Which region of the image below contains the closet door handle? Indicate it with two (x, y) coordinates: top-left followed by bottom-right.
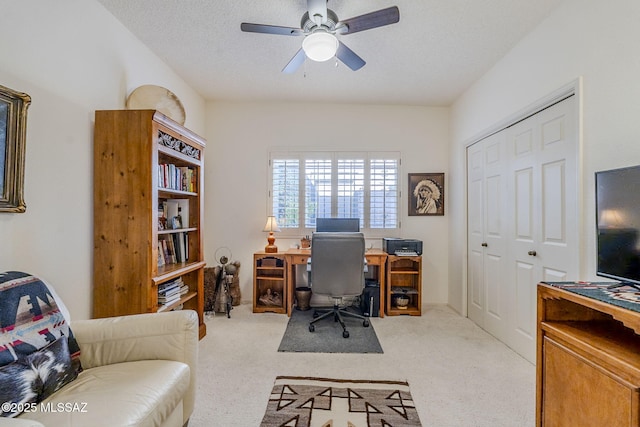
(528, 250), (537, 256)
(481, 242), (488, 247)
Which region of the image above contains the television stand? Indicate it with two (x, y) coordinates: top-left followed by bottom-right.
(537, 283), (640, 427)
(606, 281), (640, 291)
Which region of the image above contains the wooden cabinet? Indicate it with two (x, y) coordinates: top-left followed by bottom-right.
(386, 255), (421, 316)
(93, 110), (206, 339)
(253, 252), (287, 314)
(537, 283), (640, 427)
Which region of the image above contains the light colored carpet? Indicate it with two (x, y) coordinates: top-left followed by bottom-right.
(189, 303), (535, 427)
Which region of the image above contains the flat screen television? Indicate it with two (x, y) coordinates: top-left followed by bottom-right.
(595, 165), (640, 288)
(315, 218), (360, 232)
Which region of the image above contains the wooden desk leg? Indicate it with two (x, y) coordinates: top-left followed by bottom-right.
(286, 258), (293, 317)
(379, 264), (385, 318)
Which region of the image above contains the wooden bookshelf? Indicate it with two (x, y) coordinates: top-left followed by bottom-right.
(93, 110), (206, 338)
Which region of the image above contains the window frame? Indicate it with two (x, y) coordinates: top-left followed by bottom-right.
(268, 150), (401, 238)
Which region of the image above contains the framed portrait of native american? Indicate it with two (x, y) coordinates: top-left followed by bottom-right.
(0, 85), (31, 213)
(408, 173), (444, 216)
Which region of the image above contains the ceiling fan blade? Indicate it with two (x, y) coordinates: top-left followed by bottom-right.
(282, 48), (306, 74)
(336, 41), (366, 71)
(337, 6), (400, 35)
(307, 0), (328, 25)
(241, 22), (303, 36)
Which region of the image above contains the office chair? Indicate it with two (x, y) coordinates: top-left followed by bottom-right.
(308, 232), (370, 338)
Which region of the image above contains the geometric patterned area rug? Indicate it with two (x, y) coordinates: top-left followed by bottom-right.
(260, 376), (422, 427)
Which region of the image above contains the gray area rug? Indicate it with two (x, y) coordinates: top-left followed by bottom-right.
(278, 308), (383, 353)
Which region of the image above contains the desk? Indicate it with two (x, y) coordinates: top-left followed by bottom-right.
(284, 248), (388, 317)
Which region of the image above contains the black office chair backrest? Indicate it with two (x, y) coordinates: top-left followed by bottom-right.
(310, 232), (365, 298)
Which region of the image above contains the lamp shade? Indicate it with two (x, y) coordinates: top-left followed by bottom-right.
(302, 32), (338, 62)
(263, 216), (281, 233)
(600, 209), (623, 228)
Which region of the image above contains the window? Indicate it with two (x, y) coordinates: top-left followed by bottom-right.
(269, 151), (400, 234)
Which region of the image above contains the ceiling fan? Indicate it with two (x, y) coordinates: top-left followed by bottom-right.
(240, 0), (400, 73)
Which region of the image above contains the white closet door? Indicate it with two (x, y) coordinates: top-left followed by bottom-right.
(466, 95), (578, 363)
(466, 132), (509, 338)
(467, 141), (486, 326)
(507, 96), (578, 362)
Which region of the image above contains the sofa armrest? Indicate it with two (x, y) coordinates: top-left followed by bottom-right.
(71, 310), (198, 422)
(0, 419), (45, 427)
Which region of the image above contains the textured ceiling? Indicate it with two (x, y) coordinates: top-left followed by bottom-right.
(97, 0), (562, 106)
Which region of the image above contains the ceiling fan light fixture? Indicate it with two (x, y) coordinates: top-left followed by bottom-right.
(302, 31), (338, 62)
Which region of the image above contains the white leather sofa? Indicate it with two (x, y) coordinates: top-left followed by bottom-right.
(2, 310), (198, 427)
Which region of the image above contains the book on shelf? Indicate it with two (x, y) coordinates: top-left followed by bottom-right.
(166, 238), (177, 264)
(157, 245), (165, 267)
(173, 232), (187, 263)
(158, 234), (189, 266)
(159, 285), (181, 298)
(161, 240), (170, 265)
(158, 277), (185, 306)
(158, 294), (181, 306)
(158, 164), (196, 192)
(158, 277), (183, 292)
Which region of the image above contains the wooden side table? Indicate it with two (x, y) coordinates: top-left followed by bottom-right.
(386, 255), (422, 316)
(252, 252), (287, 314)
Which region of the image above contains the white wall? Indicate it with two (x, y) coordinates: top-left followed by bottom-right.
(448, 0), (640, 313)
(205, 102), (450, 305)
(0, 0), (206, 319)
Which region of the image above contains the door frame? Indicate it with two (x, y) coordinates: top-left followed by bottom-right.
(462, 78), (583, 317)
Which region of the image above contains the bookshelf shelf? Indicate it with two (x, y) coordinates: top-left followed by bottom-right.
(93, 110), (206, 339)
(157, 291), (198, 313)
(158, 227), (198, 236)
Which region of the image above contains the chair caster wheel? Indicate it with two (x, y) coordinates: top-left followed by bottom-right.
(343, 330), (350, 338)
(309, 324), (315, 332)
(363, 320), (370, 327)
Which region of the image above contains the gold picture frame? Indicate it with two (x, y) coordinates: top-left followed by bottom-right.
(0, 84), (31, 213)
(408, 173), (444, 216)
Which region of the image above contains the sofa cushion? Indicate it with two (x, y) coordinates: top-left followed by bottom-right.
(20, 359), (190, 427)
(0, 272), (81, 367)
(0, 337), (78, 417)
(0, 272), (83, 417)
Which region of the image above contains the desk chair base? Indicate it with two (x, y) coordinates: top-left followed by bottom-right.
(308, 300), (370, 338)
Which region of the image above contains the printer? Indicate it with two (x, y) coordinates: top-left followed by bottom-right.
(382, 238), (423, 256)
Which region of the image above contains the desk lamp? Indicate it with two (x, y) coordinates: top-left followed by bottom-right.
(263, 216), (281, 253)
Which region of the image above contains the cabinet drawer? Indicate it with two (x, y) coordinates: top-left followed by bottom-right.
(290, 255), (309, 265)
(365, 256), (381, 265)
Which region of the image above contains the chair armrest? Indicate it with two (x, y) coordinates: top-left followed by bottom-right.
(71, 310), (198, 420)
